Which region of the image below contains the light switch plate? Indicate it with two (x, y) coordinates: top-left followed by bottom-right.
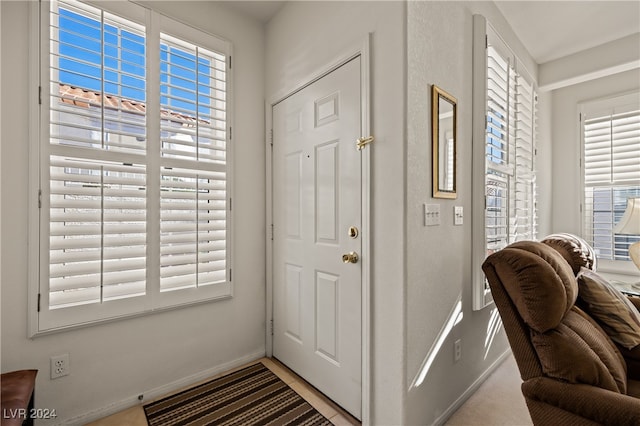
(424, 203), (440, 226)
(454, 206), (463, 225)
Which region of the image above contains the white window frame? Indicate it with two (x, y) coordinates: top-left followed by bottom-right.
(580, 91), (640, 277)
(472, 15), (538, 310)
(29, 0), (234, 335)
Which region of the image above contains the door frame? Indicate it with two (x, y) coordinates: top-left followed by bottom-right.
(265, 35), (371, 423)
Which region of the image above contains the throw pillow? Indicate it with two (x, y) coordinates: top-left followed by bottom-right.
(577, 267), (640, 349)
(531, 309), (627, 393)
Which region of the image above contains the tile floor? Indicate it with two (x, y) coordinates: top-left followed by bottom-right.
(85, 357), (360, 426)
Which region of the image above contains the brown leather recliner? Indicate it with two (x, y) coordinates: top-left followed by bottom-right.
(482, 236), (640, 425)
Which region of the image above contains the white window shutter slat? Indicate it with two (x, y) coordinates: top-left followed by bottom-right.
(39, 0), (231, 331)
(484, 35), (537, 256)
(582, 92), (640, 261)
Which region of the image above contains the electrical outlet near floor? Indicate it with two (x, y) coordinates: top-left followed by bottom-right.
(454, 339), (462, 363)
(50, 353), (70, 379)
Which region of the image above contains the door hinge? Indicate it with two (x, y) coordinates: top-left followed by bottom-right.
(38, 86), (42, 105)
(229, 126), (232, 140)
(37, 293), (41, 312)
(38, 189), (42, 208)
(229, 197), (232, 211)
(229, 268), (232, 282)
(270, 129), (273, 146)
(229, 56), (232, 69)
(270, 319), (274, 336)
(270, 224), (274, 241)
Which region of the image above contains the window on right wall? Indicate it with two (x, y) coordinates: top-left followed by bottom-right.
(472, 15), (538, 310)
(580, 92), (640, 272)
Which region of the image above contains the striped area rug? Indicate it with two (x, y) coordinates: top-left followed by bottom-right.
(144, 362), (332, 426)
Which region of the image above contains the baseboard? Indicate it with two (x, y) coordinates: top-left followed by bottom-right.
(432, 348), (512, 426)
(61, 350), (266, 425)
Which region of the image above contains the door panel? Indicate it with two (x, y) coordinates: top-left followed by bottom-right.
(272, 56), (362, 419)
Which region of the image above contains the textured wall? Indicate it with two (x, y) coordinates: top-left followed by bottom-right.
(405, 2), (538, 424)
(1, 2), (266, 423)
(265, 2), (407, 424)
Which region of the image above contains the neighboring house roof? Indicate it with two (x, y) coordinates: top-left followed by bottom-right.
(58, 83), (206, 126)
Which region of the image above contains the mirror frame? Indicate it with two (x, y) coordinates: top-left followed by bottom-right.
(432, 85), (458, 199)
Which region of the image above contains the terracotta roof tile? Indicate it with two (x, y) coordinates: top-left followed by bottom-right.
(58, 83), (206, 126)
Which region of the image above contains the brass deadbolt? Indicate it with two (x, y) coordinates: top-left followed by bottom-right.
(348, 226), (359, 239)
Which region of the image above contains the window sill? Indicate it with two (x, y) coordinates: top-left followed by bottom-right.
(597, 259), (640, 284)
(30, 290), (232, 338)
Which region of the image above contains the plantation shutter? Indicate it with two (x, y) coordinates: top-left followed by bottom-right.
(47, 0), (147, 309)
(159, 33), (228, 291)
(472, 16), (538, 310)
(582, 93), (640, 260)
(512, 72), (537, 241)
(38, 0), (232, 332)
(485, 44), (512, 253)
(484, 30), (537, 254)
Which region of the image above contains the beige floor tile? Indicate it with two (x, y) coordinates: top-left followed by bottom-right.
(84, 405), (146, 426)
(330, 413), (361, 426)
(288, 380), (338, 420)
(261, 358), (297, 385)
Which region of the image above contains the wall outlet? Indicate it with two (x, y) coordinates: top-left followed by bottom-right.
(454, 339), (462, 363)
(50, 353), (70, 379)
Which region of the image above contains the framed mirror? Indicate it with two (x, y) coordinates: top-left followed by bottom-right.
(432, 85), (457, 199)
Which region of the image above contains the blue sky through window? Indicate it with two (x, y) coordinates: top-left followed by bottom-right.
(58, 8), (146, 102)
(160, 44), (212, 119)
(57, 5), (212, 119)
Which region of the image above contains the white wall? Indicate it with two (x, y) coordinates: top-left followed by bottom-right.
(405, 2), (540, 424)
(537, 90), (553, 239)
(0, 1), (266, 423)
(265, 2), (407, 424)
(551, 68), (640, 235)
(539, 34), (640, 92)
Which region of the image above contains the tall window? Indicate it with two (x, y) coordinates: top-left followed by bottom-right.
(484, 32), (537, 254)
(473, 17), (538, 309)
(581, 92), (640, 266)
(33, 0), (232, 333)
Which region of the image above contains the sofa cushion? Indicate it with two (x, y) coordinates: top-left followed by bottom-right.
(494, 241), (577, 332)
(542, 233), (597, 275)
(577, 267), (640, 350)
(627, 379), (640, 398)
(532, 308), (627, 393)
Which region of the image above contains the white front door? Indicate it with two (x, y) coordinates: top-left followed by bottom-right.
(272, 56), (362, 419)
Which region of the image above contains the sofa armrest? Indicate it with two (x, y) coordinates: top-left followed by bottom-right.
(522, 377), (640, 425)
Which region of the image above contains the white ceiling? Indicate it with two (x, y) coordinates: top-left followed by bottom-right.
(221, 1), (640, 65)
(495, 1), (640, 64)
(220, 1), (285, 23)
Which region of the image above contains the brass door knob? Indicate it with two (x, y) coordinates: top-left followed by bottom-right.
(342, 252), (359, 264)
